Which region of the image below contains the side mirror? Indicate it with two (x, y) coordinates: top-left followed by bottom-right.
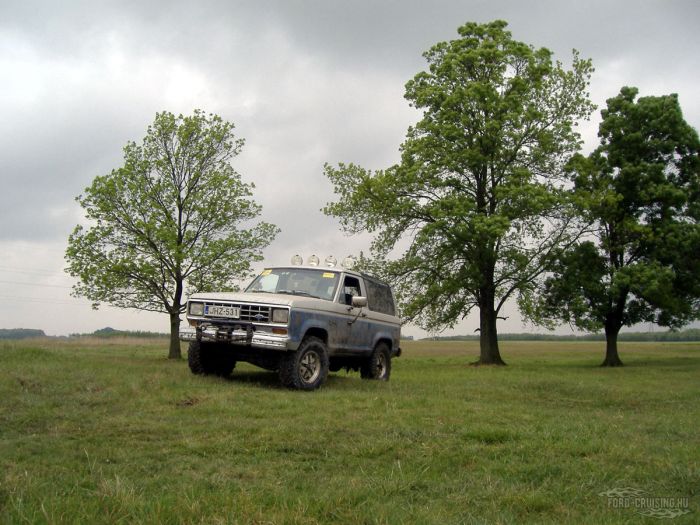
(351, 296), (368, 308)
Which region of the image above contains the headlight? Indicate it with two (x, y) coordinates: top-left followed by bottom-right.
(189, 302), (204, 316)
(272, 308), (289, 324)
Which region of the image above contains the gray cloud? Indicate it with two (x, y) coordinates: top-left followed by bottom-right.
(1, 0), (698, 335)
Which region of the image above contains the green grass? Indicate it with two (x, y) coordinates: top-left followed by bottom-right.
(1, 338), (698, 524)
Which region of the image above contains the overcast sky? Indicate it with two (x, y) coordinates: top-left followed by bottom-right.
(1, 0), (698, 337)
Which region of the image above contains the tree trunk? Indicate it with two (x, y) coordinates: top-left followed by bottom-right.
(169, 273), (184, 360)
(475, 288), (506, 366)
(168, 311), (182, 360)
(602, 322), (623, 367)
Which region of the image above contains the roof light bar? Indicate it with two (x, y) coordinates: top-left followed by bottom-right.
(289, 254), (357, 269)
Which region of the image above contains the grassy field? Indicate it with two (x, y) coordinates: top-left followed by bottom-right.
(0, 338), (698, 524)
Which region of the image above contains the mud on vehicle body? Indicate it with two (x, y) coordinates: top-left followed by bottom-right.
(181, 264), (401, 390)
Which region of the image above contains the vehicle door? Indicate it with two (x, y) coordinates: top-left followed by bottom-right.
(335, 274), (373, 353)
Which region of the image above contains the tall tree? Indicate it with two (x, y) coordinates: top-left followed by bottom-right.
(66, 110), (278, 359)
(324, 21), (594, 364)
(522, 87), (700, 366)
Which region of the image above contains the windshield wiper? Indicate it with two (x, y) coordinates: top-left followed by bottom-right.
(276, 289), (320, 299)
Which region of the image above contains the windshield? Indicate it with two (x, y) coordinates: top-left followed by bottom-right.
(245, 268), (340, 301)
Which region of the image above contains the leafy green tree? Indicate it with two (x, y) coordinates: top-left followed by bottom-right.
(324, 21), (594, 364)
(523, 87), (700, 366)
(66, 111), (278, 359)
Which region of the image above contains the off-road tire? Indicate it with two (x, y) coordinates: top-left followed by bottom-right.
(278, 336), (329, 390)
(188, 341), (236, 377)
(361, 342), (391, 381)
(214, 352), (236, 377)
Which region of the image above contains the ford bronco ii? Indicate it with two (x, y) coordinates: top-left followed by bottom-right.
(180, 261), (401, 390)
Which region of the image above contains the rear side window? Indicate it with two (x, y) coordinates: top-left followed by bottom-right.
(364, 277), (396, 316)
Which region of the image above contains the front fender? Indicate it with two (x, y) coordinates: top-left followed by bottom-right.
(287, 309), (330, 350)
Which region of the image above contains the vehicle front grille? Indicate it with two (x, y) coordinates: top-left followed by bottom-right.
(204, 302), (271, 322)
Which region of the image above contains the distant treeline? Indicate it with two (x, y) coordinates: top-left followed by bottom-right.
(0, 328), (46, 340)
(70, 327), (168, 339)
(424, 329), (700, 342)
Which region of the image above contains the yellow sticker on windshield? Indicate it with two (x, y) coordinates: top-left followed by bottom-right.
(322, 272), (335, 278)
(261, 269), (272, 276)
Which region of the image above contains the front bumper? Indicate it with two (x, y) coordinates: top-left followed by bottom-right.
(179, 326), (289, 350)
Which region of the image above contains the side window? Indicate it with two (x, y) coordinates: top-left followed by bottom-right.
(365, 278), (396, 316)
(340, 276), (362, 306)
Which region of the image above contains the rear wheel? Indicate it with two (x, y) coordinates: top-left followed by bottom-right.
(361, 343), (391, 381)
(279, 336), (329, 390)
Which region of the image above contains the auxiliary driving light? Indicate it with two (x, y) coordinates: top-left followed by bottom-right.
(289, 254), (355, 269)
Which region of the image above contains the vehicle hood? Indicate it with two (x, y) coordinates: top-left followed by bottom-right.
(187, 291), (326, 309)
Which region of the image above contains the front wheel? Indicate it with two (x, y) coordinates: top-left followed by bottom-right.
(188, 341), (236, 377)
(279, 336), (329, 390)
(361, 343), (391, 381)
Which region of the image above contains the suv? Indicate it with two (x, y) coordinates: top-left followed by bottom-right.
(180, 264), (401, 390)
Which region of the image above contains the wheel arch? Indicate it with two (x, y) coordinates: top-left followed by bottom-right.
(302, 326), (328, 345)
(374, 337), (393, 352)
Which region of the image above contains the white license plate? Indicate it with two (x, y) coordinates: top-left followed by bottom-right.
(205, 305), (240, 318)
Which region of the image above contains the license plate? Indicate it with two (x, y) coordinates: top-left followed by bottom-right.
(205, 305), (240, 318)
